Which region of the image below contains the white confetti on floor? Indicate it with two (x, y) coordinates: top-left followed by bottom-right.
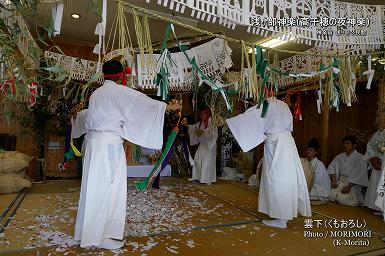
(1, 184), (229, 254)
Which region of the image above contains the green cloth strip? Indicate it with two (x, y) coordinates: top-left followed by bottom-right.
(135, 130), (178, 190)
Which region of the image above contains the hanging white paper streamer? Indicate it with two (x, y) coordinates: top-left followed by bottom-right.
(93, 43), (101, 54)
(319, 71), (325, 80)
(316, 90), (322, 114)
(348, 71), (357, 107)
(51, 2), (64, 36)
(45, 51), (105, 84)
(137, 38), (232, 90)
(332, 67), (340, 74)
(362, 55), (374, 90)
(316, 99), (321, 114)
(147, 0), (384, 49)
(40, 84), (43, 96)
(94, 0), (107, 70)
(317, 90), (322, 104)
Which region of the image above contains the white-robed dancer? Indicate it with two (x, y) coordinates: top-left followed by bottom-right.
(71, 60), (180, 249)
(182, 108), (218, 185)
(226, 98), (311, 229)
(375, 151), (385, 220)
(328, 136), (368, 206)
(306, 138), (331, 201)
(364, 129), (385, 214)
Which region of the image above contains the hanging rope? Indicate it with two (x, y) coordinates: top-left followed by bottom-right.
(105, 1), (135, 64)
(132, 9), (145, 67)
(143, 15), (154, 72)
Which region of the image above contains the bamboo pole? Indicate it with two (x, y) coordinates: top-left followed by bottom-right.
(278, 77), (369, 95)
(321, 89), (330, 164)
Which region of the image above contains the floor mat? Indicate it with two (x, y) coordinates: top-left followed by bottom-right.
(0, 193), (18, 215)
(23, 215), (385, 256)
(29, 180), (81, 194)
(193, 181), (269, 219)
(2, 179), (385, 256)
(0, 183), (255, 254)
(312, 202), (384, 235)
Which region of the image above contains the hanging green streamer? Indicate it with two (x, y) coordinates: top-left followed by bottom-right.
(135, 130), (178, 190)
(135, 145), (141, 163)
(254, 45), (271, 115)
(64, 148), (75, 160)
(261, 99), (269, 118)
(155, 23), (174, 100)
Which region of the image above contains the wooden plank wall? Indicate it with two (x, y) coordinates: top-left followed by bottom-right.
(0, 101), (39, 158)
(291, 82), (379, 165)
(44, 135), (78, 177)
(51, 39), (96, 61)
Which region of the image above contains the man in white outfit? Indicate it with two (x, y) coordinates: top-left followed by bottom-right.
(364, 129), (385, 215)
(182, 108), (218, 185)
(328, 136), (368, 206)
(306, 138), (331, 201)
(226, 98), (311, 229)
(71, 60), (180, 249)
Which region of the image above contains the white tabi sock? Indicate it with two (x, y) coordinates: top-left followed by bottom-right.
(262, 219), (288, 229)
(99, 238), (125, 250)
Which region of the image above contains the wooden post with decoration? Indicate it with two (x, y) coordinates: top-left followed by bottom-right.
(321, 93), (330, 164)
(378, 78), (385, 130)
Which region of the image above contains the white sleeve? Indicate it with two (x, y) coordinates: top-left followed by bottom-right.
(200, 122), (218, 150)
(188, 123), (199, 146)
(226, 106), (267, 152)
(118, 89), (166, 150)
(315, 161), (331, 189)
(347, 157), (369, 187)
(364, 132), (378, 161)
(71, 109), (88, 138)
(327, 156), (339, 175)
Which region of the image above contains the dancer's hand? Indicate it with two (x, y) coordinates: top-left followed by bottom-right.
(181, 118), (189, 127)
(71, 103), (83, 119)
(369, 157), (382, 170)
(195, 129), (204, 137)
(166, 100), (181, 112)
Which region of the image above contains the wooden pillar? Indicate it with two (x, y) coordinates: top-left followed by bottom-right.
(321, 96), (330, 164)
(378, 78), (385, 130)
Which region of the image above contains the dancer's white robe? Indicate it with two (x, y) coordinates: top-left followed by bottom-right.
(72, 80), (166, 248)
(188, 118), (218, 184)
(375, 151), (385, 220)
(364, 130), (384, 210)
(309, 157), (331, 201)
(226, 98), (311, 220)
(327, 150), (368, 206)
